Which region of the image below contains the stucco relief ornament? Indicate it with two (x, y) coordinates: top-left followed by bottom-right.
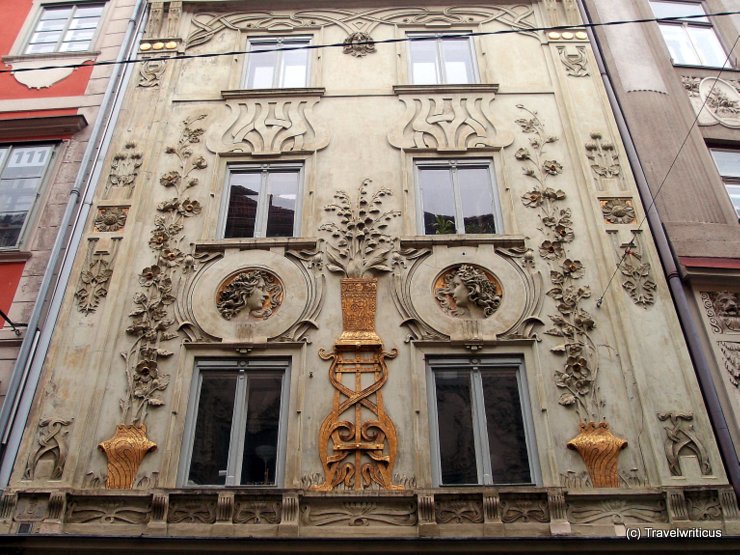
(99, 115), (208, 489)
(434, 264), (502, 319)
(515, 105), (626, 487)
(216, 269), (284, 320)
(343, 31), (375, 57)
(313, 179), (403, 491)
(104, 142), (143, 199)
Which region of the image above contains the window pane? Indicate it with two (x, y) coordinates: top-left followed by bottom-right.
(35, 20), (66, 32)
(188, 376), (237, 485)
(282, 47), (309, 87)
(688, 27), (728, 66)
(241, 376), (282, 485)
(246, 48), (278, 88)
(74, 5), (104, 18)
(59, 41), (90, 52)
(419, 167), (456, 234)
(658, 24), (701, 65)
(726, 184), (740, 218)
(265, 171), (298, 237)
(711, 150), (740, 178)
(481, 371), (531, 484)
(40, 7), (73, 20)
(650, 1), (707, 21)
(63, 29), (96, 42)
(458, 167), (495, 233)
(435, 371), (478, 484)
(442, 38), (475, 84)
(409, 40), (440, 85)
(225, 172), (260, 238)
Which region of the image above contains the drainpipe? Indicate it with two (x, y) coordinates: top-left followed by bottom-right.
(575, 0), (740, 499)
(0, 0), (148, 485)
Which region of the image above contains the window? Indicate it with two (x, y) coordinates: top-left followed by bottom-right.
(244, 37), (310, 88)
(408, 34), (477, 85)
(222, 164), (302, 239)
(416, 160), (501, 235)
(24, 3), (104, 54)
(649, 1), (728, 67)
(0, 145), (54, 249)
(183, 359), (289, 486)
(428, 357), (537, 486)
(710, 148), (740, 219)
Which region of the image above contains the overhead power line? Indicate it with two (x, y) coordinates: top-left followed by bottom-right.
(1, 11), (738, 74)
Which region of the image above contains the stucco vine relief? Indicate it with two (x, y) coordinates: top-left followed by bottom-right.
(98, 115), (209, 489)
(103, 142), (143, 200)
(514, 105), (626, 487)
(74, 238), (122, 315)
(185, 6), (539, 50)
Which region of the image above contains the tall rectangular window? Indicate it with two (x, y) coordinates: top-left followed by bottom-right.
(0, 145), (54, 249)
(244, 37), (310, 88)
(416, 160), (501, 235)
(649, 1), (728, 67)
(408, 34), (477, 85)
(25, 3), (104, 54)
(428, 358), (537, 486)
(710, 148), (740, 219)
(222, 164), (301, 239)
(184, 359), (289, 487)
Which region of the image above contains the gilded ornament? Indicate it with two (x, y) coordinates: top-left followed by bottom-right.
(566, 422), (627, 488)
(98, 424), (157, 489)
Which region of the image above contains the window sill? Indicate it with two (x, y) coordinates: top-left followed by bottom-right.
(400, 234), (526, 249)
(3, 51), (100, 64)
(394, 83), (499, 95)
(195, 237), (318, 253)
(222, 87), (326, 99)
(671, 62), (737, 72)
(0, 250), (32, 263)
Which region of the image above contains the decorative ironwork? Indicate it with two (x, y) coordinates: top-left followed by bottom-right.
(566, 422), (627, 488)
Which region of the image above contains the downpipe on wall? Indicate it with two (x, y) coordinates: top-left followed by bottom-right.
(0, 0), (149, 486)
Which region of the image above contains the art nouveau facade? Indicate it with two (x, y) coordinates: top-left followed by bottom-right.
(0, 0), (737, 549)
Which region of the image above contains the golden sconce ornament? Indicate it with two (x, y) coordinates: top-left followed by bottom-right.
(567, 421), (627, 487)
(98, 424), (157, 489)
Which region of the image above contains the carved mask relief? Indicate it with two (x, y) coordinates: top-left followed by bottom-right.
(434, 264), (502, 319)
(216, 269), (284, 321)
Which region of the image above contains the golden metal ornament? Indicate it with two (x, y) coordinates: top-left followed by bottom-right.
(98, 424), (156, 489)
(567, 421), (627, 487)
(312, 277), (402, 491)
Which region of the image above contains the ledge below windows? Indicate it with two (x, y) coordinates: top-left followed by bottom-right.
(0, 114), (87, 140)
(393, 83), (499, 95)
(194, 238), (318, 254)
(222, 87), (326, 100)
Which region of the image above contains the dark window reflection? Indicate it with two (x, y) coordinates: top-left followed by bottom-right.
(435, 371), (477, 484)
(241, 376), (282, 485)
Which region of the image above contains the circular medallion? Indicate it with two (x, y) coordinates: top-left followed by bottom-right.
(216, 268), (284, 321)
(433, 264), (503, 319)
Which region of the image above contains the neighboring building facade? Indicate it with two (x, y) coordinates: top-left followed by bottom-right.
(582, 0), (740, 494)
(0, 0), (737, 550)
(0, 0), (143, 470)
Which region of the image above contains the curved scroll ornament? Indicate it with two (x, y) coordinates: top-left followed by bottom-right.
(434, 264), (502, 319)
(657, 411), (712, 477)
(514, 105), (625, 487)
(24, 418), (73, 480)
(216, 269), (283, 320)
(99, 115), (209, 488)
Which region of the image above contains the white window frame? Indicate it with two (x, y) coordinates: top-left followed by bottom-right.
(179, 358), (291, 488)
(242, 36), (311, 89)
(415, 159), (503, 235)
(649, 1), (729, 67)
(0, 143), (55, 250)
(709, 147), (740, 220)
(220, 162), (304, 239)
(426, 356), (540, 487)
(23, 1), (106, 55)
(407, 32), (479, 85)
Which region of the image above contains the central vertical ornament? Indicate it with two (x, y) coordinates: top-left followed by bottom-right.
(313, 180), (402, 491)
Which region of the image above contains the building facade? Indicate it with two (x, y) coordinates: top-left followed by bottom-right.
(0, 0), (144, 478)
(0, 0), (737, 549)
(582, 0), (740, 494)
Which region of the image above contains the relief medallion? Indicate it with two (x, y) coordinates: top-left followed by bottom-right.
(433, 264), (502, 319)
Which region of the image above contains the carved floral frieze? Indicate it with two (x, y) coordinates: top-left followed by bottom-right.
(600, 198), (635, 224)
(585, 132), (620, 180)
(433, 264), (502, 319)
(568, 499), (667, 524)
(682, 76), (740, 128)
(206, 98), (329, 156)
(74, 238), (122, 314)
(94, 207), (128, 232)
(618, 237), (656, 308)
(186, 6), (538, 50)
(104, 142), (143, 199)
(388, 93), (514, 152)
(300, 500), (417, 527)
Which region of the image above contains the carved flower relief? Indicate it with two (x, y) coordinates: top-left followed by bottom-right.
(217, 269), (284, 321)
(601, 198), (636, 224)
(433, 264), (502, 319)
(94, 207), (128, 232)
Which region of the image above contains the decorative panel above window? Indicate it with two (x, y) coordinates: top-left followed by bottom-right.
(408, 34), (478, 85)
(222, 164), (302, 239)
(0, 144), (54, 249)
(24, 3), (104, 54)
(649, 1), (729, 67)
(428, 357), (537, 486)
(183, 359), (289, 487)
(244, 37), (311, 89)
(416, 159), (502, 235)
(710, 148), (740, 220)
